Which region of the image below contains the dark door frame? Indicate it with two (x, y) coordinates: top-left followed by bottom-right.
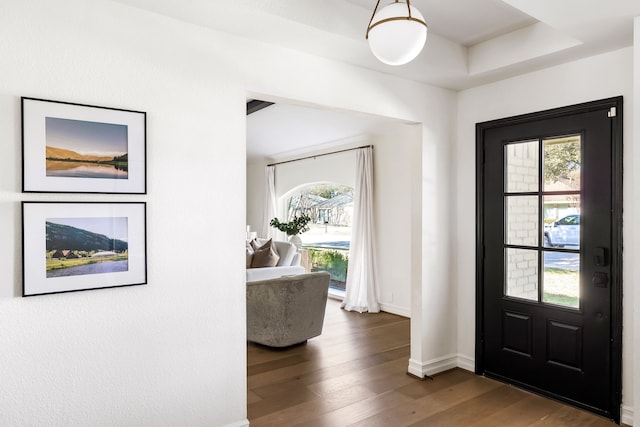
(474, 97), (623, 422)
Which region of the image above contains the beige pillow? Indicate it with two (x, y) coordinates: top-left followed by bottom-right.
(251, 238), (280, 256)
(251, 245), (280, 268)
(249, 238), (260, 251)
(250, 238), (272, 252)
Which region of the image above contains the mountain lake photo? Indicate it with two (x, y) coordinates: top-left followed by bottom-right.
(46, 216), (129, 278)
(45, 117), (129, 179)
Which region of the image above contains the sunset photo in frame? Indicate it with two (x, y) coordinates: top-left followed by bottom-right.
(23, 202), (147, 297)
(22, 97), (146, 194)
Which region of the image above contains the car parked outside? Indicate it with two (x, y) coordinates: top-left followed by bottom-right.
(544, 214), (580, 247)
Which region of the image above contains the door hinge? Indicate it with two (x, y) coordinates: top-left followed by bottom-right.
(608, 107), (617, 118)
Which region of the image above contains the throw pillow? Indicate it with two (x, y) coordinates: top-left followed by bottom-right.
(251, 245), (280, 268)
(250, 238), (280, 257)
(250, 238), (272, 252)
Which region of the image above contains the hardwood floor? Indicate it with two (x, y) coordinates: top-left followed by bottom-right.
(247, 299), (621, 426)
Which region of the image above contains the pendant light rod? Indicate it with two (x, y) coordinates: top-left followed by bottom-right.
(366, 0), (426, 39)
(366, 0), (382, 39)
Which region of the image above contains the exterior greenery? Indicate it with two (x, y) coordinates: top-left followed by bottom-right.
(307, 247), (349, 288)
(270, 214), (311, 236)
(543, 140), (580, 184)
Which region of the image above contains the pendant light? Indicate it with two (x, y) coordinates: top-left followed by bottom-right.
(366, 0), (428, 66)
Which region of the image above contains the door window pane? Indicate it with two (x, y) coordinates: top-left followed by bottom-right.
(506, 248), (538, 301)
(543, 136), (581, 191)
(504, 135), (582, 307)
(543, 195), (581, 248)
(506, 140), (539, 192)
(543, 252), (579, 308)
(506, 196), (538, 246)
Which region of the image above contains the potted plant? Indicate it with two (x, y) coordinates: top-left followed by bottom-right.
(270, 214), (311, 247)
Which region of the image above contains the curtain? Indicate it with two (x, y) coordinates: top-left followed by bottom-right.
(342, 147), (380, 313)
(261, 166), (277, 239)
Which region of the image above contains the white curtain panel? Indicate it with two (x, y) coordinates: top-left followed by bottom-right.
(342, 147), (380, 313)
(261, 165), (277, 239)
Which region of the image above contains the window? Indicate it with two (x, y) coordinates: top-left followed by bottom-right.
(284, 183), (353, 292)
(504, 135), (581, 309)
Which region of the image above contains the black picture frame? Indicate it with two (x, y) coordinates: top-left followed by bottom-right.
(22, 97), (146, 194)
(22, 202), (147, 297)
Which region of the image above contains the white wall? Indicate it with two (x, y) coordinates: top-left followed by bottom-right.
(409, 92), (459, 377)
(373, 125), (423, 315)
(246, 160), (266, 237)
(1, 1), (248, 426)
(0, 0), (456, 425)
(247, 122), (422, 317)
(455, 47), (635, 423)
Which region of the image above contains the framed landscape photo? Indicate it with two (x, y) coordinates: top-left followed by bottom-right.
(22, 97), (146, 194)
(23, 202), (147, 297)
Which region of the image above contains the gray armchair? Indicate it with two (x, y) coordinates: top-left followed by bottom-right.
(246, 272), (330, 347)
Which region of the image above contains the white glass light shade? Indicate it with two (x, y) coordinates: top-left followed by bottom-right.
(367, 2), (427, 66)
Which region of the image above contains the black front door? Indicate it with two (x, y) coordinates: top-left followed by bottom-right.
(476, 98), (623, 422)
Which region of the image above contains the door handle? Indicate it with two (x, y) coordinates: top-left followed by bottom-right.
(594, 247), (608, 267)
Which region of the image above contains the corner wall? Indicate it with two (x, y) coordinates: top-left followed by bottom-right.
(455, 47), (635, 424)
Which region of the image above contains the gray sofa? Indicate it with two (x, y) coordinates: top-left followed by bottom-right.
(246, 272), (330, 347)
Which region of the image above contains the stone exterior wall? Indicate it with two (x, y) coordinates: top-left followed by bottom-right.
(505, 141), (539, 301)
(506, 248), (538, 301)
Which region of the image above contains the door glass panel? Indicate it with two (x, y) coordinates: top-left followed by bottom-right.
(543, 195), (581, 248)
(504, 135), (582, 307)
(543, 135), (581, 191)
(543, 252), (579, 308)
(506, 248), (538, 301)
(506, 140), (539, 192)
(506, 196), (538, 246)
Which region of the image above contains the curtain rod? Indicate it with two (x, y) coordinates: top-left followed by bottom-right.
(267, 145), (373, 167)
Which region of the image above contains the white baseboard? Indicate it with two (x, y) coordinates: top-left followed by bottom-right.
(408, 354), (458, 378)
(407, 358), (426, 378)
(456, 354), (475, 372)
(621, 405), (633, 426)
(223, 419), (250, 427)
(408, 354), (474, 379)
(378, 302), (410, 317)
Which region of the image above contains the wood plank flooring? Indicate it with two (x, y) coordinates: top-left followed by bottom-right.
(247, 299), (622, 426)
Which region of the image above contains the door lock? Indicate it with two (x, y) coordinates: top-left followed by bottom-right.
(594, 247), (608, 267)
(593, 272), (609, 288)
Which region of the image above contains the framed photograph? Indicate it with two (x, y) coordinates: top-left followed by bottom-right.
(22, 97), (146, 194)
(23, 202), (147, 297)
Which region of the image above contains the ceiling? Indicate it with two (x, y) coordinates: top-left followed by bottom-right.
(112, 0), (640, 89)
(111, 0), (640, 159)
(246, 102), (402, 161)
(345, 0), (537, 47)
